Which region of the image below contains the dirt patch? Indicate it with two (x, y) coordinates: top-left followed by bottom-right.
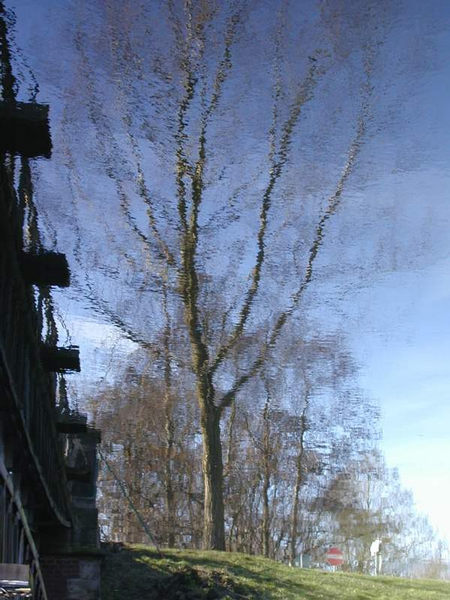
(153, 566), (249, 599)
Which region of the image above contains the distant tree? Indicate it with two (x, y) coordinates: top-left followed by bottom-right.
(91, 358), (203, 547)
(317, 450), (446, 576)
(93, 327), (379, 556)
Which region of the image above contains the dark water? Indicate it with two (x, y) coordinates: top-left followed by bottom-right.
(3, 0), (450, 570)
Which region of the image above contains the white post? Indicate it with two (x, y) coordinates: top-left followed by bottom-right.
(370, 539), (382, 576)
(376, 552), (382, 575)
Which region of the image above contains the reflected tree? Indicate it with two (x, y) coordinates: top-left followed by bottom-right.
(54, 0), (390, 549)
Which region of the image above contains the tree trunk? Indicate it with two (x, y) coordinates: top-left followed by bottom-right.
(289, 456), (302, 564)
(262, 465), (270, 557)
(164, 428), (176, 547)
(200, 403), (225, 550)
(162, 283), (176, 547)
(289, 404), (308, 565)
(261, 399), (271, 557)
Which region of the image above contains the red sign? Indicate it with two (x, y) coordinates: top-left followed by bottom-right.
(326, 546), (344, 566)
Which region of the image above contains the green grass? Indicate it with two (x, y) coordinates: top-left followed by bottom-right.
(102, 544), (450, 599)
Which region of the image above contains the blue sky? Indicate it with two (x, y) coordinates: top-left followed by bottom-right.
(352, 262), (450, 543)
(7, 0), (450, 548)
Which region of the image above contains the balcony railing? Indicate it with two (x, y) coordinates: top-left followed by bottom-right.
(0, 160), (72, 528)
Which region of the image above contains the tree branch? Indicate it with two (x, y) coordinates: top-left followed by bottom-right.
(211, 57), (321, 377)
(80, 274), (162, 358)
(218, 105), (368, 411)
(73, 27), (170, 269)
(176, 9), (240, 401)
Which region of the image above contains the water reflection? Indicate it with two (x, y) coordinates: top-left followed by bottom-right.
(3, 0), (450, 573)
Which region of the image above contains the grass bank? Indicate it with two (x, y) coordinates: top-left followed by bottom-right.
(102, 544), (450, 599)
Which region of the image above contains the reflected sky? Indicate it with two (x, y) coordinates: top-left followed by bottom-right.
(5, 0), (450, 544)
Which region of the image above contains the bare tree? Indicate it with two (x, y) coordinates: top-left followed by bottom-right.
(47, 0), (389, 549)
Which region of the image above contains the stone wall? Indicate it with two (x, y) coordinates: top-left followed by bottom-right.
(40, 555), (102, 600)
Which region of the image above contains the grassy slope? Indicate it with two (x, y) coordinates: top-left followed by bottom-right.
(102, 545), (450, 600)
